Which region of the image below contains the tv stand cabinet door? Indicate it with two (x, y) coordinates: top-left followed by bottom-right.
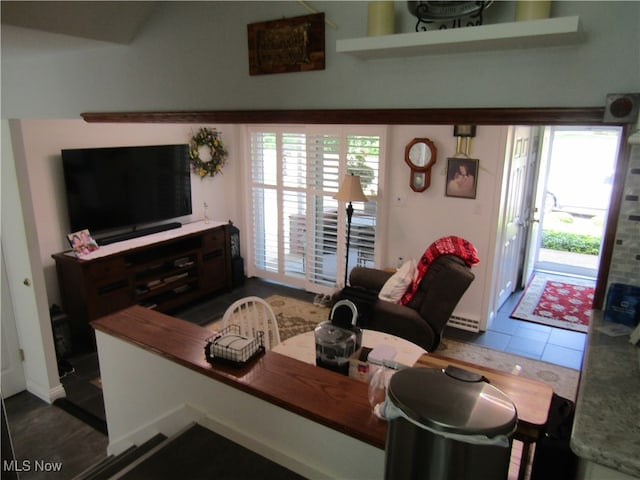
(53, 254), (131, 348)
(200, 226), (232, 293)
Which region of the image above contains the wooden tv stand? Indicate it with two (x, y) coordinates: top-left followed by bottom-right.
(52, 221), (232, 348)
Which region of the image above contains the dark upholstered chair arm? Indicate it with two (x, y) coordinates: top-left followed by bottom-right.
(349, 266), (393, 293)
(369, 300), (437, 352)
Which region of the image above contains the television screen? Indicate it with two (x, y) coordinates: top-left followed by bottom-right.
(61, 144), (192, 235)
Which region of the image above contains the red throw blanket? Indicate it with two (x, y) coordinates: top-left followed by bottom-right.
(400, 236), (479, 305)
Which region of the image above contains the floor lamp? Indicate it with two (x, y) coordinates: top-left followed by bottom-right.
(334, 174), (368, 287)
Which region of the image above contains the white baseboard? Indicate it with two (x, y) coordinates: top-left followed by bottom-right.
(26, 380), (66, 403)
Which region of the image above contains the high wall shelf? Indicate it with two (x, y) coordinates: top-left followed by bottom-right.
(336, 16), (581, 59)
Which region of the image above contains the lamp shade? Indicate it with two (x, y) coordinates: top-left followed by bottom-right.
(334, 174), (368, 202)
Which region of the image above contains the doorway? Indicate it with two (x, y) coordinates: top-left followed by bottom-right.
(494, 125), (623, 316)
(530, 126), (622, 281)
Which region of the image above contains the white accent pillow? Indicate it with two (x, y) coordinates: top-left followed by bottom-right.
(378, 260), (416, 303)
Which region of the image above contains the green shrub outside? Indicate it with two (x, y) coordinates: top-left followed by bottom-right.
(542, 230), (601, 255)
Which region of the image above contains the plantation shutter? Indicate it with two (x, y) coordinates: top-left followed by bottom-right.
(249, 126), (384, 293)
(281, 132), (307, 278)
(306, 132), (341, 288)
(345, 133), (380, 270)
(250, 131), (278, 273)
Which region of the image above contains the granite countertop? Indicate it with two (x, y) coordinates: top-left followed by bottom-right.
(571, 311), (640, 477)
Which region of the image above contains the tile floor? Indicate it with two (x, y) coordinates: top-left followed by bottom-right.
(444, 273), (589, 371)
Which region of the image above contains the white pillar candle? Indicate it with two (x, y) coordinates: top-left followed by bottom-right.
(515, 1), (551, 21)
(367, 1), (394, 36)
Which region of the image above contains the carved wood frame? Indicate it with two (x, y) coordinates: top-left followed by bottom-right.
(247, 13), (325, 76)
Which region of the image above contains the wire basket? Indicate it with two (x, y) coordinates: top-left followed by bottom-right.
(204, 324), (265, 366)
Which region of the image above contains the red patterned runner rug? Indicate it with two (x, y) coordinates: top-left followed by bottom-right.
(511, 274), (594, 333)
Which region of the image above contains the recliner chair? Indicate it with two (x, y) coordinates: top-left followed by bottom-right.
(344, 254), (475, 352)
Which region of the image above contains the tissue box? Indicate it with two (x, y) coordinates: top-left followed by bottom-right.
(605, 283), (640, 327)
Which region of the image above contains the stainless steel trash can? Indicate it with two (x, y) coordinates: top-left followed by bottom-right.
(383, 366), (517, 480)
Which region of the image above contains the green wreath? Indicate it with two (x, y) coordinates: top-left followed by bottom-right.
(189, 127), (228, 178)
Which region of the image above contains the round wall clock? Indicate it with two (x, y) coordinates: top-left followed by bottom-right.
(405, 138), (437, 192)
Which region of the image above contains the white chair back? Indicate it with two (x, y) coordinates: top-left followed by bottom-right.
(221, 296), (281, 350)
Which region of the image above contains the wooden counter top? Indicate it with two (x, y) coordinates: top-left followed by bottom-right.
(92, 305), (387, 449)
(92, 305), (555, 459)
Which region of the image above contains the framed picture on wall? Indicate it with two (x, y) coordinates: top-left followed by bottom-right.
(247, 13), (325, 76)
(446, 157), (479, 199)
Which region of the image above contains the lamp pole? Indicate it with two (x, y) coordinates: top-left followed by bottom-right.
(344, 201), (354, 287)
(334, 173), (367, 288)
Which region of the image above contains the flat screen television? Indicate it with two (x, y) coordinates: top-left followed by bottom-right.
(61, 144), (192, 242)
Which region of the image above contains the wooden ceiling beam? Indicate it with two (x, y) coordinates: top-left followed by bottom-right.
(81, 107), (608, 126)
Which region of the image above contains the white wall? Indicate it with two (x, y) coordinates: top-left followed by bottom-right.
(384, 125), (509, 322)
(2, 120), (63, 402)
(2, 2), (639, 118)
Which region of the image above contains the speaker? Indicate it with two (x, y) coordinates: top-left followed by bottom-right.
(232, 256), (245, 287)
(604, 93), (640, 123)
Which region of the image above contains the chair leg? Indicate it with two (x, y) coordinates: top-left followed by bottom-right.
(518, 441), (532, 480)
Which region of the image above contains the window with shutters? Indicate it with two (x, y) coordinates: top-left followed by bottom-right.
(248, 126), (384, 293)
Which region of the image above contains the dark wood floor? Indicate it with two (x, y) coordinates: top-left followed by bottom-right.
(3, 392), (108, 480)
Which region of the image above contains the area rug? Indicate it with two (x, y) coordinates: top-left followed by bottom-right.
(204, 294), (329, 341)
(206, 294), (580, 400)
(511, 274), (595, 333)
(435, 338), (580, 401)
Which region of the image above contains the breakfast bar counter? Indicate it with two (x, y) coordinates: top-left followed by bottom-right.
(92, 305), (387, 479)
(571, 311), (640, 479)
(91, 306), (387, 446)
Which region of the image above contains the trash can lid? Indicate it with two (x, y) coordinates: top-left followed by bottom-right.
(387, 367), (517, 437)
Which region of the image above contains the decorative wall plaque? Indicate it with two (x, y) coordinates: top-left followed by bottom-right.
(247, 13), (325, 76)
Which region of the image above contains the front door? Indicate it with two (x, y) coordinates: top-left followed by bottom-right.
(521, 127), (548, 287)
(493, 126), (539, 311)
